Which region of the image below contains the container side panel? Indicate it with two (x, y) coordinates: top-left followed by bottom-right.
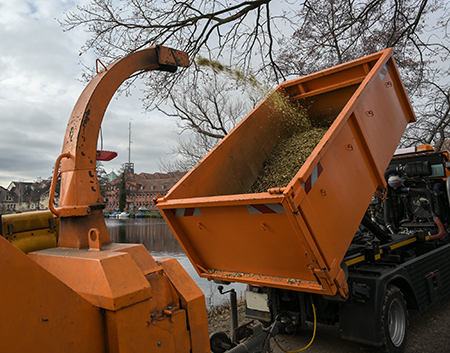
(297, 121), (381, 266)
(284, 54), (383, 102)
(300, 64), (368, 94)
(170, 204), (317, 282)
(295, 86), (358, 128)
(353, 60), (415, 172)
(162, 208), (207, 272)
(159, 49), (415, 297)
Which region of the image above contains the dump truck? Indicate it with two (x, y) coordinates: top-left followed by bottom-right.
(155, 48), (450, 353)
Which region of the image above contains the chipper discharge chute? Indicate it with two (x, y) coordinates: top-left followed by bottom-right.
(156, 48), (416, 298)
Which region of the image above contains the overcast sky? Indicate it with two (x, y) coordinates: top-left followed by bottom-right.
(0, 0), (185, 188)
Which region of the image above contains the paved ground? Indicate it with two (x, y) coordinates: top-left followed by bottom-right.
(209, 295), (450, 352)
(269, 295), (450, 353)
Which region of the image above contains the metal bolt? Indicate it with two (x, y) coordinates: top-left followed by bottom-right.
(157, 341), (162, 347)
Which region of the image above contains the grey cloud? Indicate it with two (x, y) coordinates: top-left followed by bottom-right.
(0, 0), (187, 187)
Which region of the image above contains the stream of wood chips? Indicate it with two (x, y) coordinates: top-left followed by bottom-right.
(248, 126), (328, 193)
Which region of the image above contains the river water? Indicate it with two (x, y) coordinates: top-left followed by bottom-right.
(105, 218), (246, 307)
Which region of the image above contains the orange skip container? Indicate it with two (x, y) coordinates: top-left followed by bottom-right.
(156, 48), (416, 297)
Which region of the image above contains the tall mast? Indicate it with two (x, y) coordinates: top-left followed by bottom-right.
(128, 122), (132, 165)
(125, 122), (134, 174)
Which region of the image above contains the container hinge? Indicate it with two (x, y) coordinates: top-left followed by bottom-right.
(268, 187), (285, 194)
(284, 188), (299, 214)
(314, 268), (333, 284)
(152, 193), (164, 205)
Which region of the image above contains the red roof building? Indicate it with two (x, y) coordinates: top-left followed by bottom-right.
(104, 171), (185, 212)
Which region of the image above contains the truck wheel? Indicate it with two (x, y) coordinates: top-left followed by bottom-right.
(381, 285), (408, 353)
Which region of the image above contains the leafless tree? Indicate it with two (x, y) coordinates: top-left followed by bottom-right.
(61, 0), (289, 105)
(161, 68), (260, 135)
(402, 81), (450, 150)
(96, 162), (109, 197)
(273, 0), (450, 147)
(62, 0), (448, 89)
(277, 0), (449, 91)
(159, 134), (217, 172)
(62, 0), (450, 161)
(157, 66), (264, 169)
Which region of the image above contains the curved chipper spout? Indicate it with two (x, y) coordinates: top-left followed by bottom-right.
(49, 45), (189, 249)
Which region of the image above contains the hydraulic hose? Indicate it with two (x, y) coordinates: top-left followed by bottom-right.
(272, 304), (317, 353)
(429, 217), (445, 240)
(361, 215), (391, 244)
(226, 324), (280, 353)
(383, 192), (396, 234)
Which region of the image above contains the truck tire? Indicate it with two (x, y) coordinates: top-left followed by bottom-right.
(381, 285), (408, 353)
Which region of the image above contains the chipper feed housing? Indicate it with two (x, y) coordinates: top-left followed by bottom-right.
(156, 48), (416, 298)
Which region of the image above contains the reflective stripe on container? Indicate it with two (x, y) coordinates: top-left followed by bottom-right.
(246, 203), (286, 214)
(302, 162), (323, 194)
(379, 63), (390, 80)
(172, 208), (202, 217)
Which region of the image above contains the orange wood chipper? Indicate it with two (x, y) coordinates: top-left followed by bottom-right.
(0, 46), (210, 353)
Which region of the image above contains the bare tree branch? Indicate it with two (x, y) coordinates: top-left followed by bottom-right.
(62, 0), (450, 164)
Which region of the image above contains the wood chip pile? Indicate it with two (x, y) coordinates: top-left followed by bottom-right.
(248, 92), (330, 193)
(248, 127), (327, 193)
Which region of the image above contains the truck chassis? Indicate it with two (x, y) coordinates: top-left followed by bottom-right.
(245, 149), (450, 352)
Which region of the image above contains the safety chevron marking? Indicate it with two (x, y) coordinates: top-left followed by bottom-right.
(302, 162), (323, 194)
(379, 63), (390, 81)
(173, 208), (202, 217)
(246, 203), (286, 214)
